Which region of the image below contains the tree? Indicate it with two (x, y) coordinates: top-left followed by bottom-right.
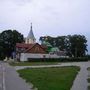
(69, 35), (87, 57)
(39, 35), (88, 57)
(0, 30), (24, 59)
(40, 36), (68, 51)
(39, 36), (53, 52)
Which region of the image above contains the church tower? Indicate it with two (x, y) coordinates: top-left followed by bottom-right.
(25, 23), (36, 44)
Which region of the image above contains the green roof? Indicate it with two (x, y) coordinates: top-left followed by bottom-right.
(50, 47), (60, 52)
(42, 41), (52, 47)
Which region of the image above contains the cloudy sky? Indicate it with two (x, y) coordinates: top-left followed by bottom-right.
(0, 0), (90, 53)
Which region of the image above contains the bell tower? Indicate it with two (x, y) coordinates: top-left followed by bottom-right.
(25, 23), (36, 44)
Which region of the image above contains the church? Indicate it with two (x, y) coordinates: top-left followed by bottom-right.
(16, 23), (47, 61)
(16, 23), (66, 61)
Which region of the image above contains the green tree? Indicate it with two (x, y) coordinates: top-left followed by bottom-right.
(0, 30), (24, 59)
(69, 35), (87, 57)
(39, 36), (53, 52)
(39, 35), (88, 57)
(40, 36), (68, 51)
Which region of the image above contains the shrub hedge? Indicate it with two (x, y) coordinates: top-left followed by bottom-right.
(86, 55), (90, 60)
(28, 57), (88, 62)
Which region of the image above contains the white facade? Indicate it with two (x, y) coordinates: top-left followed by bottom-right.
(25, 38), (35, 44)
(20, 53), (61, 61)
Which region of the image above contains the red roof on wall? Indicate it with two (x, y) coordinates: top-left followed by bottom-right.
(16, 43), (34, 48)
(16, 43), (47, 54)
(16, 43), (47, 49)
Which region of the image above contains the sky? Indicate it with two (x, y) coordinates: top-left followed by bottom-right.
(0, 0), (90, 53)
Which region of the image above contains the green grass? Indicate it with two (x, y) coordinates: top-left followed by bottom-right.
(87, 78), (90, 83)
(9, 62), (59, 66)
(18, 66), (80, 90)
(88, 86), (90, 90)
(87, 67), (90, 71)
(87, 67), (90, 90)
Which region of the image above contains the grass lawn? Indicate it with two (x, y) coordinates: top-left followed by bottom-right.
(9, 62), (59, 66)
(87, 67), (90, 90)
(88, 86), (90, 90)
(87, 67), (90, 70)
(18, 66), (80, 90)
(87, 78), (90, 83)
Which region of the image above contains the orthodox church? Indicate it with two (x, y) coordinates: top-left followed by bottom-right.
(16, 23), (66, 61)
(16, 23), (47, 61)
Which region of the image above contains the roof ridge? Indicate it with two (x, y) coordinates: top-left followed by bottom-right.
(24, 43), (36, 53)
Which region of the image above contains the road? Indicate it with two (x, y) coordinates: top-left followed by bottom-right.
(0, 61), (90, 90)
(0, 62), (32, 90)
(0, 62), (3, 90)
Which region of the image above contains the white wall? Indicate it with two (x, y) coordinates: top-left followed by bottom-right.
(20, 53), (61, 61)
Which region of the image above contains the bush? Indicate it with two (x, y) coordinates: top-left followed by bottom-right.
(28, 57), (88, 62)
(86, 55), (90, 60)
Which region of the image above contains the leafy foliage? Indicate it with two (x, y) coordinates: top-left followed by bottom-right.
(40, 35), (88, 57)
(0, 30), (24, 59)
(68, 35), (87, 57)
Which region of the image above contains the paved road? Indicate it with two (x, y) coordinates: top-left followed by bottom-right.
(70, 62), (89, 90)
(0, 61), (90, 90)
(0, 62), (32, 90)
(0, 63), (3, 90)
